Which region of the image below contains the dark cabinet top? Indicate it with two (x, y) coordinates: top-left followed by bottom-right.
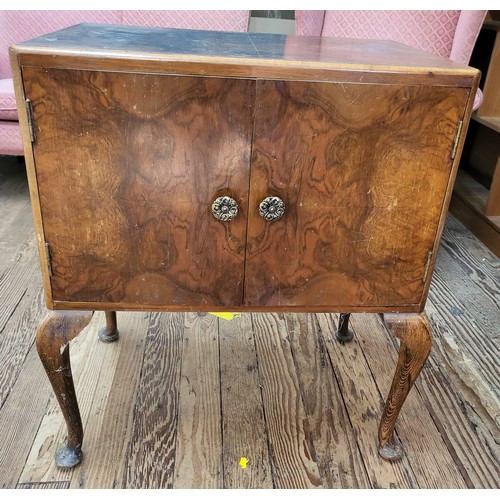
(12, 22), (478, 81)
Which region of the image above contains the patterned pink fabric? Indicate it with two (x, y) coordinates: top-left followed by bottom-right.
(319, 11), (462, 58)
(0, 79), (17, 120)
(122, 10), (249, 32)
(296, 10), (486, 63)
(0, 120), (23, 155)
(295, 10), (325, 37)
(0, 11), (122, 79)
(450, 10), (487, 64)
(0, 10), (250, 157)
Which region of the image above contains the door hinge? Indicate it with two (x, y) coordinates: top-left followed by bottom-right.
(25, 99), (36, 143)
(422, 251), (433, 284)
(44, 242), (53, 277)
(451, 120), (463, 160)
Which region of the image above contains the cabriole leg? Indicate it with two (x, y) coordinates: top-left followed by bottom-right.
(99, 311), (119, 342)
(36, 310), (94, 468)
(378, 312), (432, 461)
(336, 312), (354, 343)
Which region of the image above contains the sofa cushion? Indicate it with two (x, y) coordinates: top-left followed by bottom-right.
(121, 10), (249, 31)
(0, 79), (17, 120)
(0, 120), (23, 155)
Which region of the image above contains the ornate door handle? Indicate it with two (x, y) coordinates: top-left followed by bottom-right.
(212, 196), (239, 221)
(259, 196), (285, 221)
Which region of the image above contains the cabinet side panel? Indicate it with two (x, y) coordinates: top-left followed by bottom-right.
(9, 50), (55, 307)
(246, 80), (469, 307)
(23, 67), (254, 307)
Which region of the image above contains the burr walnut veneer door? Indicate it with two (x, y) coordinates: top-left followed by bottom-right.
(244, 80), (469, 307)
(23, 67), (254, 307)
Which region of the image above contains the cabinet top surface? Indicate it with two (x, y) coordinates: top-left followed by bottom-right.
(12, 22), (478, 77)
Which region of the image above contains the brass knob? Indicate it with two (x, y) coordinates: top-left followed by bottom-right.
(212, 196), (238, 221)
(259, 196), (285, 222)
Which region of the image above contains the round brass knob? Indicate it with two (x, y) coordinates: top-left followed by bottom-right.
(212, 196), (238, 221)
(259, 196), (285, 222)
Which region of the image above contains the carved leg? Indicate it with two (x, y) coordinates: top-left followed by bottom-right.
(336, 313), (354, 343)
(378, 313), (432, 461)
(36, 311), (93, 468)
(98, 311), (119, 343)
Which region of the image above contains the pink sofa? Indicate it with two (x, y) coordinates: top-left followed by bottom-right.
(0, 10), (250, 157)
(295, 10), (487, 110)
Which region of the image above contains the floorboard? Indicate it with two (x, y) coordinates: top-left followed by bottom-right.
(252, 313), (321, 489)
(173, 314), (222, 488)
(285, 314), (370, 488)
(126, 313), (183, 489)
(219, 313), (273, 488)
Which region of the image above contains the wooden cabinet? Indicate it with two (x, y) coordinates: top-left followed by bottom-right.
(20, 60), (470, 311)
(23, 68), (254, 307)
(10, 24), (479, 468)
(246, 80), (467, 307)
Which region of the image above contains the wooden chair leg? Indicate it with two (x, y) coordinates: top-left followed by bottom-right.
(378, 312), (432, 461)
(98, 311), (119, 342)
(36, 310), (94, 468)
(336, 312), (354, 343)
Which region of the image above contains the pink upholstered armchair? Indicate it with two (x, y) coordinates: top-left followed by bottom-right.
(295, 10), (486, 109)
(0, 10), (250, 157)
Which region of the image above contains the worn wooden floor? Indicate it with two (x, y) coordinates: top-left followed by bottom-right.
(0, 155), (498, 489)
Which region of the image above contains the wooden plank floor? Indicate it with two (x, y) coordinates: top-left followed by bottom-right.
(0, 155), (498, 489)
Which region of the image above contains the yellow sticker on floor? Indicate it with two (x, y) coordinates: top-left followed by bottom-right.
(239, 457), (249, 469)
(209, 312), (241, 321)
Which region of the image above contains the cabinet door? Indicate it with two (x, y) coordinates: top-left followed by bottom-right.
(23, 67), (253, 307)
(245, 80), (469, 307)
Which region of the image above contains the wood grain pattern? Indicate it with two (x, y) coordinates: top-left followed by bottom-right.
(8, 25), (483, 480)
(0, 160), (33, 274)
(414, 358), (500, 488)
(126, 313), (184, 488)
(219, 314), (273, 488)
(245, 80), (468, 307)
(16, 40), (475, 312)
(2, 156), (499, 489)
(17, 481), (69, 489)
(35, 311), (94, 467)
(17, 52), (477, 90)
(315, 313), (418, 488)
(426, 271), (499, 417)
(0, 237), (40, 336)
(23, 67), (253, 308)
(285, 314), (369, 488)
(0, 257), (43, 409)
(0, 343), (53, 489)
(477, 31), (500, 118)
(378, 313), (432, 460)
(70, 311), (149, 488)
(9, 51), (55, 308)
(173, 314), (222, 488)
(351, 313), (467, 487)
(19, 313), (114, 483)
(252, 313), (321, 488)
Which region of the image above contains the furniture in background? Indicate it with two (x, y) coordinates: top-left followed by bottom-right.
(449, 16), (500, 257)
(11, 24), (478, 468)
(0, 10), (250, 157)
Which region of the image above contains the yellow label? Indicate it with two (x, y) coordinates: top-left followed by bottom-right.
(209, 312), (241, 321)
(239, 457), (249, 469)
